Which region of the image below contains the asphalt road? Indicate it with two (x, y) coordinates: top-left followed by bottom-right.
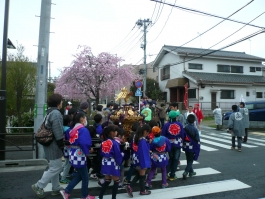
(0, 126), (264, 199)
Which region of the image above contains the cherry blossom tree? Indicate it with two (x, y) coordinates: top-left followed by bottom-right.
(55, 45), (138, 104)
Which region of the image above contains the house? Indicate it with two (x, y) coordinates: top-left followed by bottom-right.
(152, 45), (265, 111)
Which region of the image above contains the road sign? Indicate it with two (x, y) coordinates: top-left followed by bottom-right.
(135, 80), (143, 88)
(135, 88), (142, 97)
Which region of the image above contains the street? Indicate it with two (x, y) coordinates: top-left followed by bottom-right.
(0, 126), (265, 199)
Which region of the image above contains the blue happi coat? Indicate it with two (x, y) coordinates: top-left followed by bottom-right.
(68, 124), (92, 168)
(182, 125), (200, 160)
(150, 136), (171, 168)
(131, 137), (151, 169)
(162, 121), (185, 148)
(100, 138), (123, 176)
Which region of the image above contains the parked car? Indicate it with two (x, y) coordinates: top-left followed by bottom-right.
(223, 100), (265, 124)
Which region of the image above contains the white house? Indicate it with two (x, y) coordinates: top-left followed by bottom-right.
(152, 45), (265, 111)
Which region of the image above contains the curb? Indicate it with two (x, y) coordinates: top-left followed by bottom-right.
(0, 159), (48, 167)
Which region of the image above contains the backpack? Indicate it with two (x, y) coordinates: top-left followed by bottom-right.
(35, 112), (54, 146)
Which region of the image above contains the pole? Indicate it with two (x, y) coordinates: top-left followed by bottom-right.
(33, 0), (52, 159)
(0, 0), (10, 160)
(143, 22), (147, 97)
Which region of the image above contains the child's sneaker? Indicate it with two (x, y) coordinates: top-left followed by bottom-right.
(60, 178), (71, 184)
(90, 173), (98, 180)
(118, 183), (125, 190)
(123, 179), (130, 185)
(238, 148), (242, 152)
(97, 180), (103, 187)
(82, 195), (95, 199)
(162, 183), (169, 188)
(125, 185), (133, 198)
(31, 184), (45, 198)
(145, 183), (152, 189)
(140, 190), (151, 195)
(60, 190), (70, 199)
(168, 176), (177, 181)
(189, 172), (196, 177)
(183, 172), (188, 180)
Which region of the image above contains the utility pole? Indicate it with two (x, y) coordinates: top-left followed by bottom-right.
(136, 19), (152, 97)
(48, 61), (53, 82)
(34, 0), (53, 159)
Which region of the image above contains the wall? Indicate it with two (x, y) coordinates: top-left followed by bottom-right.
(183, 56), (263, 76)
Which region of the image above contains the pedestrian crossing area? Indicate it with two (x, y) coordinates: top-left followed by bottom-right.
(42, 129), (265, 198)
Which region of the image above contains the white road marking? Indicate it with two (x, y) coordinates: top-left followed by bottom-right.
(101, 179), (250, 199)
(200, 134), (257, 148)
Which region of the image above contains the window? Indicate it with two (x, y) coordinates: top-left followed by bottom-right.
(153, 66), (156, 72)
(250, 67), (256, 72)
(217, 65), (230, 72)
(246, 91), (250, 96)
(256, 92), (263, 98)
(250, 67), (261, 72)
(160, 65), (170, 80)
(256, 103), (265, 109)
(221, 90), (234, 99)
(231, 65), (243, 73)
(188, 89), (196, 98)
(188, 63), (202, 70)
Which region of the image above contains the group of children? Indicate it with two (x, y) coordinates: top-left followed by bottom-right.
(59, 107), (201, 199)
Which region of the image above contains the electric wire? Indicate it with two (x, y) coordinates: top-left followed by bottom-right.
(153, 0), (256, 55)
(110, 24), (137, 52)
(157, 29), (265, 68)
(148, 0), (177, 43)
(152, 0), (165, 25)
(150, 1), (158, 21)
(150, 0), (263, 29)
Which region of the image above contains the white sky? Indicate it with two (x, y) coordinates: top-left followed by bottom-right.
(1, 0), (265, 78)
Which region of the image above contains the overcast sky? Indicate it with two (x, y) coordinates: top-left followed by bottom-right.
(1, 0), (265, 78)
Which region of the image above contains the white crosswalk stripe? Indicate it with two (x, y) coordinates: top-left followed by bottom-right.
(200, 134), (257, 148)
(200, 138), (232, 149)
(101, 179), (250, 199)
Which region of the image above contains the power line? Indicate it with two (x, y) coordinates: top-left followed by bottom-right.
(151, 0), (256, 55)
(121, 36), (143, 58)
(157, 29), (265, 68)
(150, 1), (157, 21)
(133, 58), (143, 65)
(152, 0), (165, 25)
(110, 25), (138, 52)
(148, 0), (177, 43)
(150, 0), (262, 29)
(112, 30), (142, 53)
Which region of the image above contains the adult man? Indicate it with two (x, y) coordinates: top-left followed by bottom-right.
(239, 102), (249, 143)
(169, 102), (185, 126)
(184, 106), (199, 127)
(103, 102), (114, 122)
(141, 104), (152, 123)
(79, 101), (89, 126)
(64, 101), (72, 115)
(213, 106), (222, 130)
(228, 105), (245, 152)
(156, 103), (166, 128)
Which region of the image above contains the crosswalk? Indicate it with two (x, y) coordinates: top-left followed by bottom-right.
(42, 129), (265, 198)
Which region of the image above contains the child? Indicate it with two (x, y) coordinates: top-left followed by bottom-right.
(98, 127), (125, 189)
(228, 105), (245, 152)
(162, 111), (185, 181)
(93, 114), (103, 137)
(60, 112), (95, 199)
(182, 114), (200, 179)
(146, 126), (171, 188)
(123, 122), (140, 185)
(98, 125), (123, 199)
(126, 124), (151, 197)
(60, 115), (72, 184)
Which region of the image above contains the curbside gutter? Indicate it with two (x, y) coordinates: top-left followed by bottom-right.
(0, 158), (48, 167)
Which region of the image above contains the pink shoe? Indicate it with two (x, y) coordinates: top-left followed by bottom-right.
(60, 190), (70, 199)
(82, 195), (95, 199)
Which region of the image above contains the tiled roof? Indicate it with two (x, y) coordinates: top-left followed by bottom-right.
(165, 45), (265, 61)
(183, 71), (265, 84)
